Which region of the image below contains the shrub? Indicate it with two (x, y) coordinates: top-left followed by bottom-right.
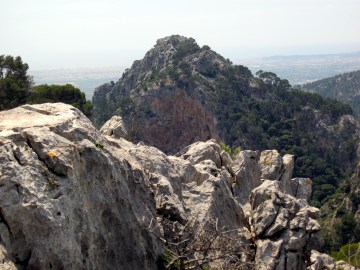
(220, 142), (241, 160)
(28, 84), (92, 116)
(331, 243), (360, 267)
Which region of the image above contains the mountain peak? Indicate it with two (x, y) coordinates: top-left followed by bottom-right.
(92, 36), (359, 220)
(155, 35), (193, 47)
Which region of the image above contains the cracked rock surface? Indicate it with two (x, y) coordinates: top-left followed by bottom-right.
(0, 103), (333, 269)
(0, 104), (162, 269)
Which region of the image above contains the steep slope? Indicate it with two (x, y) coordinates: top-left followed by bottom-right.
(299, 70), (360, 116)
(1, 103), (339, 269)
(92, 36), (222, 152)
(92, 35), (360, 208)
(320, 160), (360, 252)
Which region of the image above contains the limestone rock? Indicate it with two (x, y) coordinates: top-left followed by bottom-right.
(0, 103), (162, 270)
(116, 138), (251, 267)
(99, 115), (128, 139)
(264, 207), (289, 237)
(175, 140), (222, 167)
(287, 178), (313, 202)
(220, 150), (233, 169)
(307, 250), (336, 270)
(231, 150), (261, 205)
(250, 180), (321, 269)
(259, 150), (283, 180)
(280, 154), (294, 186)
(0, 103), (326, 269)
(0, 244), (16, 270)
(255, 239), (283, 270)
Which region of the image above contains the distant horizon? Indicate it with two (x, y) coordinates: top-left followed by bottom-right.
(26, 46), (360, 72)
(2, 0), (359, 71)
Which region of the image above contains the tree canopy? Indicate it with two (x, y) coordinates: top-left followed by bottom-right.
(28, 84), (93, 116)
(0, 55), (32, 110)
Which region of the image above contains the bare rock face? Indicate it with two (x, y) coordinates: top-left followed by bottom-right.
(231, 150), (261, 205)
(0, 104), (248, 269)
(250, 181), (321, 270)
(128, 88), (220, 154)
(0, 104), (162, 269)
(0, 103), (332, 269)
(99, 115), (128, 139)
(307, 250), (336, 270)
(259, 150), (283, 180)
(0, 244), (16, 270)
(175, 139), (222, 168)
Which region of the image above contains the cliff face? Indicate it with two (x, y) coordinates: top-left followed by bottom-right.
(92, 36), (225, 153)
(0, 103), (337, 269)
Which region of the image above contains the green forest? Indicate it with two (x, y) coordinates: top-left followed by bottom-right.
(300, 70), (360, 116)
(0, 55), (92, 116)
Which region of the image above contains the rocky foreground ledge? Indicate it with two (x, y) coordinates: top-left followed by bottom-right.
(0, 103), (352, 269)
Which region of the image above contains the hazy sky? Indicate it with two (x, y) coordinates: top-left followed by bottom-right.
(2, 0), (360, 70)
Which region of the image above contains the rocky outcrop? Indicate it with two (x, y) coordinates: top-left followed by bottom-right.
(0, 104), (162, 269)
(0, 103), (341, 269)
(251, 181), (321, 269)
(231, 150), (261, 205)
(92, 36), (221, 154)
(307, 250), (357, 270)
(99, 115), (128, 139)
(237, 149), (320, 269)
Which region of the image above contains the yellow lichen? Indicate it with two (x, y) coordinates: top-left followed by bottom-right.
(305, 178), (312, 185)
(261, 151), (274, 165)
(48, 151), (57, 159)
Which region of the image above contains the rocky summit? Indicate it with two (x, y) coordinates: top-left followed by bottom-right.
(0, 103), (351, 269)
(92, 35), (223, 154)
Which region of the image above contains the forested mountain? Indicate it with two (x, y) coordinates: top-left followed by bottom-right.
(92, 35), (359, 210)
(299, 70), (360, 116)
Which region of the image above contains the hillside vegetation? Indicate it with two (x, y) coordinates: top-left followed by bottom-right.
(28, 84), (93, 116)
(92, 35), (359, 210)
(299, 70), (360, 116)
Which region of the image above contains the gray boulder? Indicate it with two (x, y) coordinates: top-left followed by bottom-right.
(0, 103), (162, 270)
(307, 250), (336, 270)
(175, 139), (222, 168)
(100, 115), (128, 139)
(280, 154), (295, 186)
(250, 180), (321, 269)
(259, 150), (283, 180)
(231, 150), (261, 205)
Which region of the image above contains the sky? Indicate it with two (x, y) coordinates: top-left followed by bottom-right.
(1, 0), (360, 70)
